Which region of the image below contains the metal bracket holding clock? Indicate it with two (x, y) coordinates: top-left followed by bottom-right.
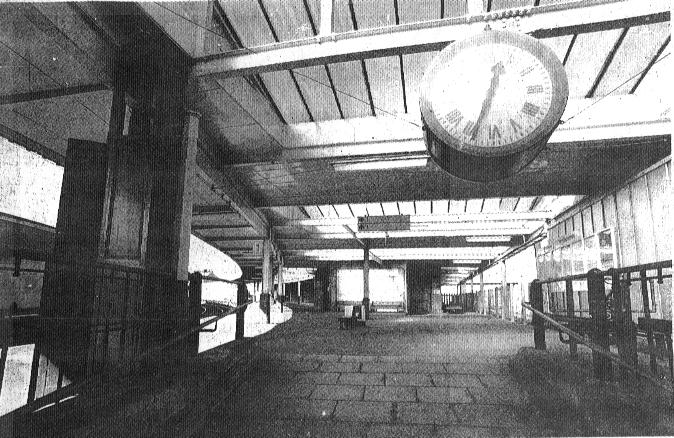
(420, 30), (569, 182)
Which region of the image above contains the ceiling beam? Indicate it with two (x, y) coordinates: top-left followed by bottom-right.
(276, 212), (554, 227)
(277, 236), (523, 251)
(192, 0), (669, 79)
(225, 95), (669, 164)
(0, 83), (110, 106)
(196, 149), (270, 237)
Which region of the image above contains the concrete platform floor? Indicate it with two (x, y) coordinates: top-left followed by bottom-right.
(199, 312), (564, 437)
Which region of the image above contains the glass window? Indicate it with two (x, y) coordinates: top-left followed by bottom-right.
(597, 229), (616, 270)
(584, 236), (597, 270)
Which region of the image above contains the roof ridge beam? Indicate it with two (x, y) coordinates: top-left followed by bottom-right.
(192, 0), (669, 79)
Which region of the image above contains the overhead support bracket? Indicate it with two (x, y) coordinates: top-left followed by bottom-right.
(343, 225), (382, 265)
(196, 149), (269, 238)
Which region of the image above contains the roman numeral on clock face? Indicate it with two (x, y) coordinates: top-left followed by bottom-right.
(489, 125), (501, 140)
(527, 85), (544, 94)
(521, 102), (540, 117)
(440, 109), (463, 128)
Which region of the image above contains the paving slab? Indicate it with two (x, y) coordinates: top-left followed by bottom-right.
(311, 384), (364, 401)
(341, 355), (377, 362)
(467, 386), (527, 405)
(339, 372), (384, 386)
(396, 402), (458, 426)
(431, 373), (483, 387)
(320, 361), (361, 373)
(275, 398), (337, 420)
(295, 371), (340, 384)
(453, 403), (520, 428)
(378, 355), (416, 363)
(385, 373), (432, 386)
(304, 354), (342, 362)
(366, 424), (434, 438)
(280, 359), (320, 372)
(435, 425), (507, 437)
(364, 385), (416, 402)
(417, 386), (472, 403)
(399, 362), (447, 374)
(361, 362), (403, 373)
(333, 401), (393, 422)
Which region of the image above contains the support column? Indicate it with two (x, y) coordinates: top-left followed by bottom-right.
(612, 270), (637, 381)
(261, 239), (272, 324)
(278, 260), (284, 312)
(235, 281), (247, 340)
(174, 111), (200, 281)
(530, 280), (546, 350)
(588, 269), (612, 380)
(363, 244), (370, 320)
(480, 272), (485, 315)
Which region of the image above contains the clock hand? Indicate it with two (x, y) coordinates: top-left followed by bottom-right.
(472, 62), (505, 141)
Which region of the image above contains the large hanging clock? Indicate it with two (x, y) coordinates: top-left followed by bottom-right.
(420, 30), (568, 182)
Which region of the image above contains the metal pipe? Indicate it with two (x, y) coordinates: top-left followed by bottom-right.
(521, 302), (672, 393)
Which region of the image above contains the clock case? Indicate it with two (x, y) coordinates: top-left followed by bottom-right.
(420, 30), (568, 182)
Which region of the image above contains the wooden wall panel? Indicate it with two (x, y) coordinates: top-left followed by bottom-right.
(629, 177), (657, 264)
(591, 202), (604, 231)
(646, 164), (671, 261)
(615, 187), (638, 266)
(601, 194), (618, 230)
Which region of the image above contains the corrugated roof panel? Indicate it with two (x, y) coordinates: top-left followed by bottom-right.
(304, 205), (324, 218)
(465, 199), (483, 213)
(595, 23), (670, 96)
(398, 202), (415, 215)
(260, 0), (315, 41)
(349, 204), (368, 217)
(490, 0), (533, 11)
(482, 198), (501, 213)
(260, 71), (311, 123)
(499, 198), (519, 212)
(403, 52), (438, 116)
(328, 61), (372, 118)
(515, 197), (536, 212)
(365, 203), (384, 216)
(293, 65), (342, 120)
(415, 201), (432, 215)
(398, 0), (439, 23)
(351, 0), (395, 30)
(564, 29), (623, 97)
(217, 0), (275, 47)
(365, 56), (405, 116)
(442, 0), (469, 18)
(449, 200), (467, 213)
(215, 77), (282, 126)
(432, 200), (450, 214)
(334, 204), (354, 217)
(332, 0), (354, 33)
(634, 40), (670, 96)
(381, 202), (399, 215)
(317, 205), (338, 217)
(203, 84), (256, 128)
(541, 36), (573, 65)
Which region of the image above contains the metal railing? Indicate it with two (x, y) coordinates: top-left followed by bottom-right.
(526, 260), (672, 385)
(0, 267), (251, 421)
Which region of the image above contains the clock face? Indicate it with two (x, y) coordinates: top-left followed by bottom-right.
(430, 44), (553, 149)
(420, 30), (568, 159)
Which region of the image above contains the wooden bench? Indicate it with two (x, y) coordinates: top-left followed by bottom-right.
(371, 301), (404, 313)
(338, 305), (366, 329)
